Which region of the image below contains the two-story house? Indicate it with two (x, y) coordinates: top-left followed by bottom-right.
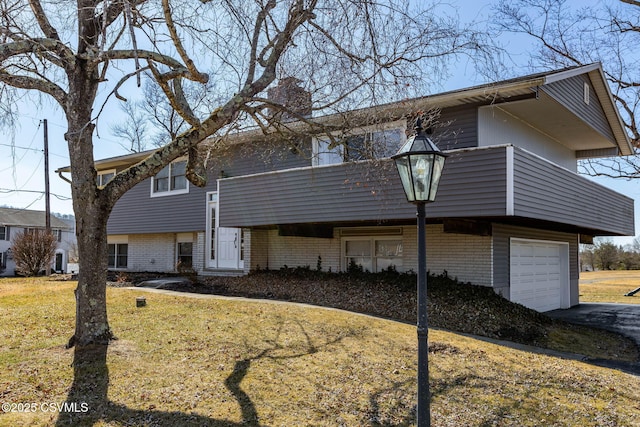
(0, 208), (76, 276)
(59, 63), (635, 312)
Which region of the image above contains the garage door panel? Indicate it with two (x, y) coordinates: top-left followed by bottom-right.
(510, 240), (568, 312)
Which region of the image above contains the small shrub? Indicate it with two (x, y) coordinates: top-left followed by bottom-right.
(347, 259), (365, 275)
(11, 229), (57, 277)
(115, 271), (130, 284)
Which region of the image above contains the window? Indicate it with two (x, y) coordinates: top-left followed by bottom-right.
(313, 122), (405, 166)
(108, 244), (128, 269)
(177, 242), (193, 269)
(151, 160), (188, 196)
(97, 170), (115, 187)
(0, 226), (7, 241)
(53, 229), (62, 242)
(343, 237), (403, 272)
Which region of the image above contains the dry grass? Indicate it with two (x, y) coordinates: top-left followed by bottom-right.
(580, 271), (640, 304)
(1, 277), (639, 427)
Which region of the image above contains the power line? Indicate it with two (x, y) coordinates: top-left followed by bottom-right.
(0, 142), (68, 159)
(0, 188), (72, 200)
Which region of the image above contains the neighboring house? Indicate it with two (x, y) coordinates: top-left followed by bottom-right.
(0, 208), (76, 276)
(57, 63), (635, 312)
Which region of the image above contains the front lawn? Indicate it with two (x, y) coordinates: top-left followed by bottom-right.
(1, 277), (639, 426)
(580, 270), (640, 304)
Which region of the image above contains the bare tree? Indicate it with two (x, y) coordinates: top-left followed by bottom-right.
(111, 99), (148, 152)
(11, 229), (57, 276)
(113, 77), (219, 151)
(493, 0), (640, 178)
(0, 0), (492, 347)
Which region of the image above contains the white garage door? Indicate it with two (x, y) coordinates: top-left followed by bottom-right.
(510, 239), (568, 312)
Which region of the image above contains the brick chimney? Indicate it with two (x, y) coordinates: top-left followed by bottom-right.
(267, 77), (312, 122)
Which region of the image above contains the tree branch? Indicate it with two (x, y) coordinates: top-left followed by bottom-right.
(620, 0), (640, 7)
(0, 70), (67, 105)
(28, 0), (60, 40)
(147, 62), (200, 127)
(245, 0), (277, 87)
(0, 38), (74, 64)
(162, 0), (206, 84)
(105, 0), (318, 201)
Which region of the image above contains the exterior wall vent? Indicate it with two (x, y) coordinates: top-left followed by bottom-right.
(583, 82), (590, 105)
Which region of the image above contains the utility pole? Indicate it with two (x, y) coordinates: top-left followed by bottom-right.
(44, 119), (51, 276)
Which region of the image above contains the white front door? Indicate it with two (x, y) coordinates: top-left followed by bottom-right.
(206, 192), (242, 269)
(217, 227), (240, 268)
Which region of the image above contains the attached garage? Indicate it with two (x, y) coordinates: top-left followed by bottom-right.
(510, 238), (570, 312)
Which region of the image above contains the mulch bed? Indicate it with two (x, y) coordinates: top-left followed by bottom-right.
(107, 269), (556, 347)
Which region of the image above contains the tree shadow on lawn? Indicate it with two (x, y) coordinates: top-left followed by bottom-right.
(55, 343), (239, 427)
(55, 320), (360, 427)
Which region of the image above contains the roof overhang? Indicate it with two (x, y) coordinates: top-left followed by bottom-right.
(59, 63), (631, 171)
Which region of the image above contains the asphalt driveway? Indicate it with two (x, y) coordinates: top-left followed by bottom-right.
(547, 303), (640, 375)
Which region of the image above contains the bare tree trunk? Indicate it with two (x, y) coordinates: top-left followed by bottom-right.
(70, 207), (112, 346)
(65, 66), (113, 346)
(66, 137), (114, 346)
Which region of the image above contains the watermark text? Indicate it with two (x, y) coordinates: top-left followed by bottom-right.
(2, 402), (89, 413)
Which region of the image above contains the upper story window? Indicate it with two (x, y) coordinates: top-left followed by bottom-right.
(151, 159), (188, 197)
(97, 169), (115, 187)
(312, 121), (406, 166)
(0, 226), (7, 241)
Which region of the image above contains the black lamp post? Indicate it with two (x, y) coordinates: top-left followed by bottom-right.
(392, 118), (447, 427)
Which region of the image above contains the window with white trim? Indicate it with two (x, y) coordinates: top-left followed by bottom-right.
(313, 121), (406, 166)
(108, 243), (128, 269)
(0, 226), (7, 241)
(97, 169), (115, 187)
(343, 237), (403, 272)
(151, 160), (188, 196)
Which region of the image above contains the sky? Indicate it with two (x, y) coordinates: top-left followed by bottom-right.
(1, 0), (638, 245)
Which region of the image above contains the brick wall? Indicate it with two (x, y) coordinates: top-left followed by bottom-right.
(194, 232), (205, 273)
(263, 229), (341, 272)
(126, 233), (181, 272)
(253, 225), (492, 286)
(119, 226), (493, 287)
(424, 224), (493, 287)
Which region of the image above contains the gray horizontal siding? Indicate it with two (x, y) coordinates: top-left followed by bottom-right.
(432, 105), (478, 150)
(513, 147), (634, 236)
(107, 143), (311, 235)
(218, 147), (509, 227)
(107, 178), (211, 234)
(543, 74), (615, 142)
(492, 224), (579, 307)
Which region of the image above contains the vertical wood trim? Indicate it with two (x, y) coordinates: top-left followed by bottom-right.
(506, 145), (514, 216)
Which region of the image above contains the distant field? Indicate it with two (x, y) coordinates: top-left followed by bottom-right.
(580, 271), (640, 304)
